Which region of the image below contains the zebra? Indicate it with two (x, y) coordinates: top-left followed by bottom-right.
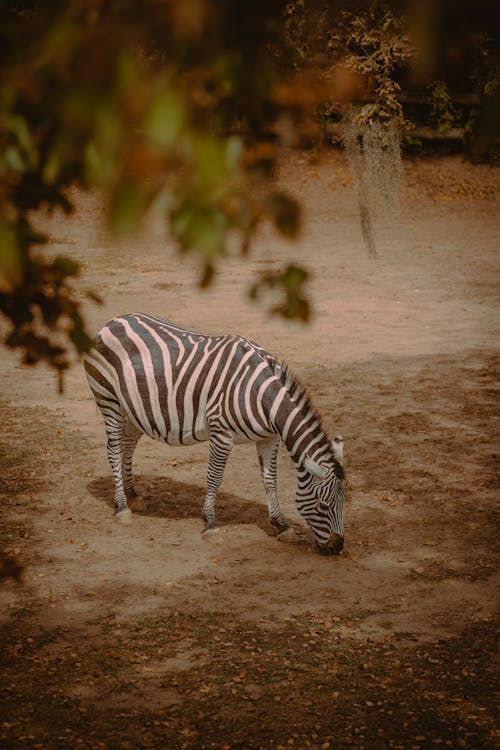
(84, 312), (345, 555)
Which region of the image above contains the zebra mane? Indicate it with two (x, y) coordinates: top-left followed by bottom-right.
(271, 358), (344, 479)
(274, 359), (326, 432)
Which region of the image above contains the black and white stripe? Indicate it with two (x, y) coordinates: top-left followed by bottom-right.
(84, 312), (345, 554)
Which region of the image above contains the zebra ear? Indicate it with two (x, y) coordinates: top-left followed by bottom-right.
(332, 435), (344, 465)
(304, 456), (329, 480)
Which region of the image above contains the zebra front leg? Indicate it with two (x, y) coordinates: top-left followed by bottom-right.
(104, 412), (132, 524)
(256, 437), (296, 540)
(202, 431), (234, 535)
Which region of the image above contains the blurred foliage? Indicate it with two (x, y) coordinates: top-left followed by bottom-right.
(0, 0), (310, 383)
(0, 1), (498, 383)
(249, 264), (311, 322)
(468, 33), (500, 100)
(425, 80), (457, 134)
(467, 31), (500, 161)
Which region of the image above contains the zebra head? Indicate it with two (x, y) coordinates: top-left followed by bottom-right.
(297, 436), (345, 555)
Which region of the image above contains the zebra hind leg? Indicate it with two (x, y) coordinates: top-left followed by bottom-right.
(103, 407), (133, 524)
(256, 437), (298, 542)
(121, 418), (146, 511)
(202, 431), (234, 535)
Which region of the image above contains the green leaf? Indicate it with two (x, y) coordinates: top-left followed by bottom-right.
(278, 264), (311, 321)
(144, 86), (184, 148)
(53, 257), (80, 277)
(42, 149), (62, 184)
(70, 323), (93, 354)
(250, 264), (311, 322)
(0, 216), (22, 293)
(265, 192), (301, 238)
(84, 107), (121, 186)
(200, 262), (215, 288)
(171, 200), (227, 257)
(191, 136), (231, 193)
(225, 135), (243, 171)
(5, 114), (38, 170)
(3, 146), (25, 172)
(109, 183), (150, 235)
(84, 140), (118, 186)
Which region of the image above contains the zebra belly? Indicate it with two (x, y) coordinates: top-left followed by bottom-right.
(163, 424), (211, 446)
(231, 429), (275, 445)
(135, 420), (269, 447)
(129, 409), (211, 446)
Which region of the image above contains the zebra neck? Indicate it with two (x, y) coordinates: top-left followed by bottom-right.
(270, 380), (331, 467)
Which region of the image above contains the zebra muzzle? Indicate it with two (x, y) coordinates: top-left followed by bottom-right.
(316, 533), (344, 556)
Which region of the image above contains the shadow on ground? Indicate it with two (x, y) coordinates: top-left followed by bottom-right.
(88, 474), (278, 535)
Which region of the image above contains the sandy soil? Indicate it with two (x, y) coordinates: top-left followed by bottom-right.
(0, 151), (498, 749)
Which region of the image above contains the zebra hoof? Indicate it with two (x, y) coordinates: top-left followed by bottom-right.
(115, 508), (133, 525)
(277, 527), (299, 543)
(129, 495), (147, 512)
(202, 527), (222, 543)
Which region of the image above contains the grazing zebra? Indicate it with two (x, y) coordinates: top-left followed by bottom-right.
(84, 312), (345, 555)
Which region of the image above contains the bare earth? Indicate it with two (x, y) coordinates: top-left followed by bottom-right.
(0, 152), (498, 749)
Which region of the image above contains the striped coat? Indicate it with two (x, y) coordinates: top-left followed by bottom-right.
(84, 313), (345, 554)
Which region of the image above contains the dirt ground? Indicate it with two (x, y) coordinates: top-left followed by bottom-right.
(0, 151), (498, 749)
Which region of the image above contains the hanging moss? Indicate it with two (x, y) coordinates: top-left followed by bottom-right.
(343, 112), (402, 256)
